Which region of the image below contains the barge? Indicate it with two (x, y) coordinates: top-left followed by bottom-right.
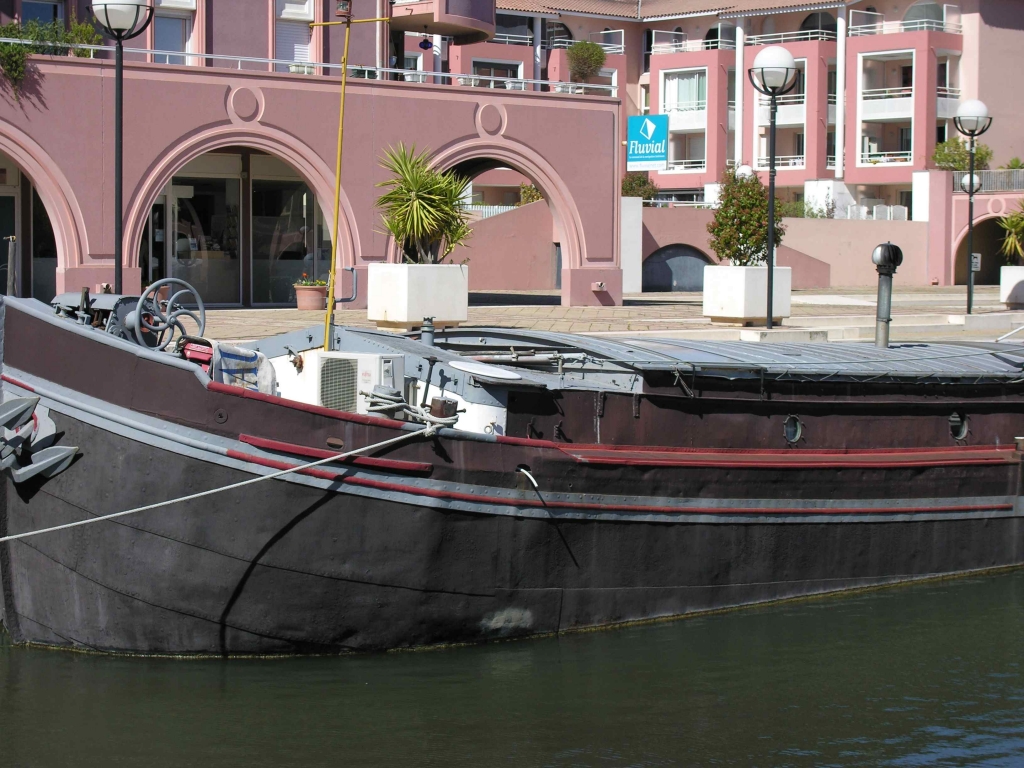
(1, 282), (1023, 654)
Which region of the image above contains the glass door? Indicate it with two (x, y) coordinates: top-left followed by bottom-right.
(0, 194), (15, 295)
(139, 195), (167, 286)
(167, 179), (241, 304)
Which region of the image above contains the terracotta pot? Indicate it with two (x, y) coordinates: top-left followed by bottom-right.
(294, 284), (327, 310)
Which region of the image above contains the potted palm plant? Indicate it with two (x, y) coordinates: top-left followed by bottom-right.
(293, 273), (328, 310)
(369, 144), (472, 328)
(704, 168), (791, 324)
(998, 201), (1024, 308)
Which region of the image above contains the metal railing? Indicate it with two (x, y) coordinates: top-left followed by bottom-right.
(861, 86), (913, 100)
(666, 159), (707, 171)
(758, 92), (805, 106)
(547, 30), (624, 54)
(952, 170), (1024, 193)
(755, 155), (805, 169)
(643, 199), (713, 208)
(746, 29), (837, 45)
(826, 155), (837, 168)
(937, 85), (961, 98)
(827, 93), (837, 104)
(491, 33), (533, 46)
(663, 100), (707, 112)
(650, 35), (736, 54)
(467, 204), (518, 219)
(0, 37), (617, 96)
(849, 5), (962, 36)
(860, 150), (913, 164)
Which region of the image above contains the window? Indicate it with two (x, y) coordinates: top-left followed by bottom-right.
(827, 69), (837, 97)
(495, 13), (531, 42)
(794, 133), (805, 156)
(404, 54), (421, 70)
(22, 1), (63, 25)
(826, 132), (836, 157)
(663, 70), (707, 111)
(472, 61), (519, 87)
(937, 59), (948, 88)
(643, 29), (652, 73)
(936, 123), (947, 144)
(640, 84), (650, 115)
(899, 127), (913, 152)
(901, 65), (913, 88)
(154, 15), (189, 65)
(275, 19), (311, 71)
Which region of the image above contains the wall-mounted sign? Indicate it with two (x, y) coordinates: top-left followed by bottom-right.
(626, 115), (669, 172)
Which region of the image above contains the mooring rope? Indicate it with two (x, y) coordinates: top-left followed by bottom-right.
(0, 425), (438, 544)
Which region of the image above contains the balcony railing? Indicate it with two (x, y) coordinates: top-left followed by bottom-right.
(860, 150), (913, 164)
(952, 170), (1024, 193)
(826, 155), (837, 168)
(491, 33), (533, 46)
(758, 92), (805, 106)
(0, 37), (617, 96)
(755, 155), (805, 169)
(937, 86), (961, 98)
(663, 100), (707, 112)
(650, 30), (736, 54)
(666, 159), (707, 171)
(849, 5), (962, 36)
(746, 30), (837, 45)
(547, 30), (624, 54)
(861, 86), (913, 100)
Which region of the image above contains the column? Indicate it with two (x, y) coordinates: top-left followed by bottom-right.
(734, 17), (745, 165)
(835, 4), (847, 178)
(433, 34), (442, 81)
(533, 16), (543, 90)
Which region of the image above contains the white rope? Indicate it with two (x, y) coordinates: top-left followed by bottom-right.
(0, 426), (436, 544)
(361, 389), (460, 430)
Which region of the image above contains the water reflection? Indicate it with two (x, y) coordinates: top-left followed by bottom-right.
(3, 571), (1024, 767)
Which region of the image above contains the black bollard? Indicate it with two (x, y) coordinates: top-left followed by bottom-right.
(872, 242), (903, 348)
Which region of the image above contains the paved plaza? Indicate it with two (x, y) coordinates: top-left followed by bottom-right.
(205, 286), (1024, 345)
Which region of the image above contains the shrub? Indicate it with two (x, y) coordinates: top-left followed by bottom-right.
(706, 169), (785, 266)
(0, 14), (100, 97)
(621, 172), (659, 202)
(566, 41), (606, 83)
(932, 138), (993, 171)
(1002, 157), (1024, 170)
(517, 184), (543, 206)
(999, 201), (1024, 265)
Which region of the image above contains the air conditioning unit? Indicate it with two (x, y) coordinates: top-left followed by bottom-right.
(271, 350), (404, 414)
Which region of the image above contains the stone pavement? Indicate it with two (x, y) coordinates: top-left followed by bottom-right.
(204, 286), (1022, 344)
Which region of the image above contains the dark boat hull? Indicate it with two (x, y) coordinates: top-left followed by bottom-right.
(3, 409), (1022, 655)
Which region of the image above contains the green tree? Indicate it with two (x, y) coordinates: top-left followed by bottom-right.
(516, 183), (543, 206)
(375, 143), (472, 264)
(566, 41), (606, 83)
(706, 169), (785, 266)
(931, 138), (993, 171)
(621, 172), (659, 202)
(999, 201), (1024, 265)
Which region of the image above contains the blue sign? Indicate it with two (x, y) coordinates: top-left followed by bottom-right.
(627, 115), (669, 171)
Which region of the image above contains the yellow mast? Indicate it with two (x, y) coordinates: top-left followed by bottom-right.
(311, 14), (389, 352)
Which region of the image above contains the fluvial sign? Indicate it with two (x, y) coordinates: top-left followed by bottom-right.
(627, 115), (668, 172)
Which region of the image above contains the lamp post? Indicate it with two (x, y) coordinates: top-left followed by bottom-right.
(91, 1), (154, 295)
(748, 46), (798, 330)
(953, 99), (992, 315)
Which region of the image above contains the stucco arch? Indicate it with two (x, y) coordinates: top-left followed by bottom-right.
(0, 118), (89, 275)
(124, 124), (360, 272)
(428, 138), (589, 270)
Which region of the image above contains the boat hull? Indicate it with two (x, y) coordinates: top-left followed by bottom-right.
(3, 410), (1023, 655)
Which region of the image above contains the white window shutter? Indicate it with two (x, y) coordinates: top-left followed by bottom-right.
(276, 19), (310, 63)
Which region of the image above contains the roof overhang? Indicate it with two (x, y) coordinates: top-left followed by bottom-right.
(718, 0), (852, 19)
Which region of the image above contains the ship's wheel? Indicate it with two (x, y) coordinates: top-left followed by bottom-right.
(127, 278), (206, 351)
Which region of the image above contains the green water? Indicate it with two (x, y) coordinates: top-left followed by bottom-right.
(4, 572), (1024, 767)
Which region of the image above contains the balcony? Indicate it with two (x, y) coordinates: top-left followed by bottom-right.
(860, 150), (913, 164)
(666, 159), (707, 172)
(390, 0), (494, 44)
(490, 33), (533, 46)
(650, 30), (735, 54)
(746, 30), (837, 46)
(952, 170), (1024, 193)
(848, 5), (962, 36)
(663, 100), (707, 131)
(547, 30), (624, 55)
(860, 86), (913, 120)
(937, 86), (960, 118)
(755, 155), (805, 170)
(756, 92), (805, 126)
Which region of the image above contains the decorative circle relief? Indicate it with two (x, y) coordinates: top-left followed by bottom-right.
(227, 86), (264, 124)
(475, 103), (507, 138)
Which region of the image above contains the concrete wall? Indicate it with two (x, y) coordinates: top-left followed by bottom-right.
(448, 201), (557, 290)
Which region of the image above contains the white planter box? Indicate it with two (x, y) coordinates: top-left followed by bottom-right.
(702, 265), (792, 324)
(1000, 266), (1024, 308)
(367, 263), (469, 328)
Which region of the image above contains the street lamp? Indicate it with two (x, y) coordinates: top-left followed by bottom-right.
(91, 1), (154, 295)
(748, 46), (798, 329)
(953, 98), (992, 315)
(735, 164), (755, 180)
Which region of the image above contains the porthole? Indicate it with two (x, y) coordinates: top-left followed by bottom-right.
(783, 415), (803, 444)
(949, 412), (969, 441)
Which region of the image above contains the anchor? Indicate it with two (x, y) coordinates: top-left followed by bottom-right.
(0, 396), (77, 483)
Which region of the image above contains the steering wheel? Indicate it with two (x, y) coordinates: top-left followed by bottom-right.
(130, 278), (206, 351)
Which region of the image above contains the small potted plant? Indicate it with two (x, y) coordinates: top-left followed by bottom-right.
(998, 201), (1024, 308)
(369, 143), (472, 328)
(294, 273), (328, 310)
(703, 168), (790, 324)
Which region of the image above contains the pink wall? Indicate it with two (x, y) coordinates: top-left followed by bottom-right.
(449, 201), (557, 290)
(973, 0), (1024, 164)
(5, 53), (622, 306)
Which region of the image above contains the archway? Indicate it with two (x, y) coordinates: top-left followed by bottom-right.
(800, 12), (837, 33)
(0, 119), (88, 302)
(125, 125), (357, 305)
(954, 216), (1005, 286)
(642, 243), (712, 292)
(903, 1), (943, 24)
